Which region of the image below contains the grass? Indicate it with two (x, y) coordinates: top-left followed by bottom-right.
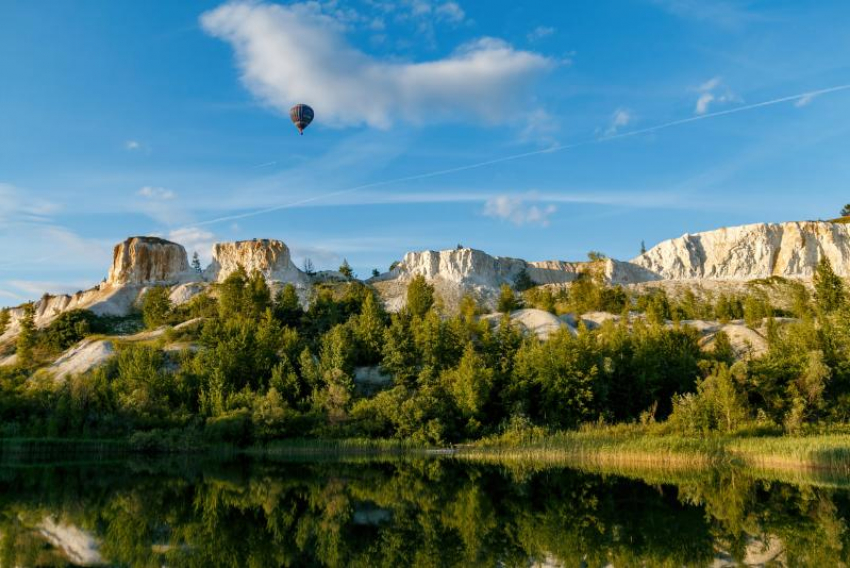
(458, 423), (850, 473)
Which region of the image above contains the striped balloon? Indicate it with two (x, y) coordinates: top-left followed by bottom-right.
(289, 104), (315, 135)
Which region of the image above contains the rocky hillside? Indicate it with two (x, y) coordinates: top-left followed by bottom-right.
(370, 247), (658, 310)
(632, 221), (850, 280)
(2, 220), (849, 340)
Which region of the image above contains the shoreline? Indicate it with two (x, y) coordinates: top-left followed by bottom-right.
(3, 432), (850, 474)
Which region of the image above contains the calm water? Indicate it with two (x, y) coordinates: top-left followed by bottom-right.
(0, 455), (848, 567)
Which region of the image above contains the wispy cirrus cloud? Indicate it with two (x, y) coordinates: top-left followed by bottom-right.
(650, 0), (761, 30)
(605, 108), (632, 136)
(201, 1), (554, 129)
(0, 183), (60, 224)
(527, 25), (555, 42)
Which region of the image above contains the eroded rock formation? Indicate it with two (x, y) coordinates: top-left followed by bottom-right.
(107, 236), (193, 286)
(204, 239), (309, 286)
(632, 221), (850, 280)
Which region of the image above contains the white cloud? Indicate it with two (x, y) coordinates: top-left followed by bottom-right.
(698, 76), (722, 92)
(695, 92), (715, 115)
(201, 1), (554, 129)
(605, 108), (632, 136)
(137, 186), (176, 200)
(694, 76), (738, 115)
(795, 92), (817, 108)
(519, 108), (559, 146)
(435, 2), (465, 22)
(650, 0), (759, 30)
(527, 26), (555, 42)
(483, 195), (557, 227)
(0, 183), (60, 225)
(125, 140), (142, 150)
(167, 227), (217, 264)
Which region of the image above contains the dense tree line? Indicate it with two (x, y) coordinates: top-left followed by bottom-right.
(0, 258), (849, 443)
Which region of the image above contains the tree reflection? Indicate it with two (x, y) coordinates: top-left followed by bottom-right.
(0, 458), (848, 566)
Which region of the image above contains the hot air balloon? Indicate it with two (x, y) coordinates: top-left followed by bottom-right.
(289, 104), (314, 135)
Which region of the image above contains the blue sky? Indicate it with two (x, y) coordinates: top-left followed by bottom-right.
(2, 0), (850, 304)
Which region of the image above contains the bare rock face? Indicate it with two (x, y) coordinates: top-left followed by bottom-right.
(107, 236), (192, 286)
(371, 247), (657, 311)
(205, 239), (309, 285)
(632, 221), (850, 280)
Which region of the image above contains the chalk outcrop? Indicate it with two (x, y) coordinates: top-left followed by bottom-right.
(205, 239), (309, 286)
(632, 221), (850, 281)
(107, 236), (193, 286)
(371, 247), (658, 310)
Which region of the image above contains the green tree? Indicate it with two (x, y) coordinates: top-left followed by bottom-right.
(41, 309), (96, 351)
(669, 363), (748, 433)
(497, 283), (519, 313)
(785, 350), (831, 432)
(814, 257), (845, 313)
(339, 259), (354, 280)
(381, 314), (418, 386)
(514, 268), (534, 292)
(15, 303), (36, 367)
(640, 240), (647, 255)
(371, 268), (380, 278)
(142, 286), (172, 329)
(245, 270), (271, 319)
(302, 258), (316, 276)
(273, 283), (302, 327)
(353, 292), (387, 363)
(442, 344), (494, 429)
(218, 265), (248, 320)
(841, 203), (850, 217)
(406, 274), (434, 318)
(191, 251), (202, 273)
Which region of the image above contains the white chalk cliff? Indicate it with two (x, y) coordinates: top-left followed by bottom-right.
(3, 221), (850, 344)
(632, 221), (850, 280)
(204, 239), (309, 286)
(107, 236), (194, 285)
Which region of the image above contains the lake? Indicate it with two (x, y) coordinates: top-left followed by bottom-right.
(0, 454), (847, 566)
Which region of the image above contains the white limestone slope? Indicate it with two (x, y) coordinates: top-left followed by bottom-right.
(632, 221), (850, 280)
(371, 247), (658, 310)
(204, 239), (310, 286)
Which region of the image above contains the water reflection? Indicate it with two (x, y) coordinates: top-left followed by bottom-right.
(0, 456), (847, 567)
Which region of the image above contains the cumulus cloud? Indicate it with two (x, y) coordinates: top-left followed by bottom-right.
(483, 195), (556, 227)
(694, 76), (738, 115)
(137, 186), (176, 200)
(605, 108), (632, 136)
(527, 26), (555, 42)
(201, 1), (554, 129)
(125, 140), (142, 150)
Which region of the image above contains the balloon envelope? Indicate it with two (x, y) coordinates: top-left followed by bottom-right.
(289, 104), (314, 134)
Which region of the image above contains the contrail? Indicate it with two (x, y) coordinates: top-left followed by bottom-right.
(192, 83), (850, 227)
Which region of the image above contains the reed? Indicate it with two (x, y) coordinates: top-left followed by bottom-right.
(459, 424), (850, 472)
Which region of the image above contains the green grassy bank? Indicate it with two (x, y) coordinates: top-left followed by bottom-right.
(459, 424), (850, 472)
